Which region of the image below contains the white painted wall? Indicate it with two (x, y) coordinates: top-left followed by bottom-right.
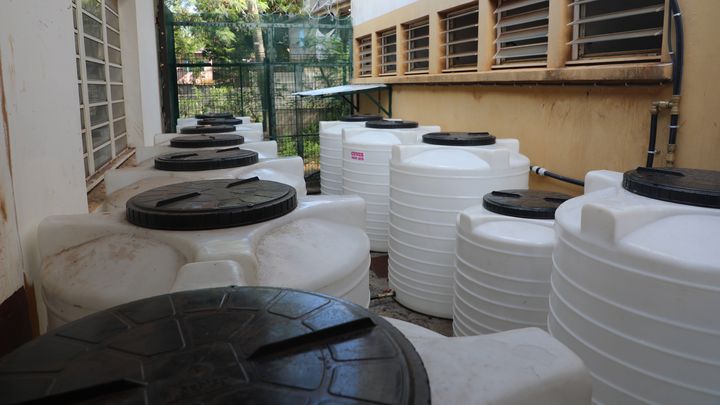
(119, 0), (163, 147)
(0, 86), (24, 304)
(0, 0), (90, 327)
(351, 0), (418, 25)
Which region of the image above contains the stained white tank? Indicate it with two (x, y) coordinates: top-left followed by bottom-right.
(342, 120), (441, 252)
(101, 148), (307, 213)
(319, 114), (382, 195)
(385, 318), (592, 404)
(388, 133), (529, 318)
(453, 189), (571, 336)
(176, 113), (253, 130)
(135, 133), (278, 165)
(39, 178), (371, 329)
(548, 168), (720, 404)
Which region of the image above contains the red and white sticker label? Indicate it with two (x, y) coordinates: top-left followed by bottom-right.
(351, 151), (365, 161)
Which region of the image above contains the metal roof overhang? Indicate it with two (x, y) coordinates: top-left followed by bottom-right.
(293, 84), (392, 117)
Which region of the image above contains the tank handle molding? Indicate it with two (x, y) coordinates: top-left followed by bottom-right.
(171, 260), (250, 292)
(580, 203), (695, 243)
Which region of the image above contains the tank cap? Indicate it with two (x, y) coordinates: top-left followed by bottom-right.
(483, 189), (572, 219)
(422, 132), (496, 146)
(197, 117), (244, 126)
(126, 178), (297, 230)
(195, 112), (233, 119)
(340, 114), (383, 122)
(623, 167), (720, 208)
(155, 148), (259, 172)
(365, 120), (419, 129)
(170, 134), (244, 148)
(180, 125), (236, 134)
(0, 287), (430, 404)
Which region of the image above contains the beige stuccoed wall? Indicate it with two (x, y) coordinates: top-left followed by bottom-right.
(119, 0), (164, 148)
(352, 0), (720, 194)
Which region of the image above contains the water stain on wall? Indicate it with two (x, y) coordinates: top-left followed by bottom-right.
(0, 49), (11, 176)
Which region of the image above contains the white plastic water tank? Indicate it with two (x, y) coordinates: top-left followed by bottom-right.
(319, 114), (382, 195)
(176, 113), (253, 130)
(38, 178), (371, 329)
(135, 133), (278, 165)
(168, 122), (264, 143)
(385, 318), (592, 404)
(548, 168), (720, 404)
(388, 133), (529, 318)
(453, 189), (571, 336)
(192, 118), (263, 140)
(101, 148), (307, 213)
(342, 120), (441, 252)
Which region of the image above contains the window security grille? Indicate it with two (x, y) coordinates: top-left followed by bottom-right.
(74, 0), (127, 178)
(441, 5), (479, 72)
(495, 0), (549, 65)
(357, 35), (372, 77)
(404, 18), (430, 74)
(378, 29), (398, 75)
(571, 0), (665, 60)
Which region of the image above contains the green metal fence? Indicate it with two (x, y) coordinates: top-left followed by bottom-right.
(159, 10), (353, 184)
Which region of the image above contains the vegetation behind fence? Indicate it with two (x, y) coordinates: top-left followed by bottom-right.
(162, 10), (353, 179)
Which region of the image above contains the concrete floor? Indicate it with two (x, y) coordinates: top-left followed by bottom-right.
(368, 254), (453, 337)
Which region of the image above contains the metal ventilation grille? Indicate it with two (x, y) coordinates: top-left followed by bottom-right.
(378, 29), (398, 75)
(441, 5), (479, 72)
(404, 18), (430, 74)
(357, 35), (372, 77)
(571, 0), (665, 60)
(73, 0), (127, 178)
(495, 0), (549, 65)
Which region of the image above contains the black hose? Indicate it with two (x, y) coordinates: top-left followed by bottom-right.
(668, 0), (684, 149)
(530, 166), (584, 187)
(646, 110), (659, 167)
(668, 113), (680, 152)
(668, 0), (685, 97)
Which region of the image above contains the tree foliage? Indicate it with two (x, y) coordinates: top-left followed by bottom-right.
(167, 0), (305, 62)
(167, 0), (303, 16)
(165, 0), (302, 61)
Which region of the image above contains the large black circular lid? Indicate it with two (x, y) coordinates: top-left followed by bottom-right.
(483, 189), (572, 219)
(622, 167), (720, 208)
(179, 125), (236, 135)
(154, 148), (258, 172)
(197, 117), (244, 126)
(0, 287), (430, 405)
(340, 114), (383, 122)
(169, 134), (244, 148)
(423, 132), (496, 146)
(365, 120), (419, 129)
(195, 112), (233, 119)
(125, 178), (297, 230)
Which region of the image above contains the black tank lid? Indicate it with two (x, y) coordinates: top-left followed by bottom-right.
(0, 287), (431, 404)
(125, 178), (297, 230)
(197, 117), (244, 126)
(154, 148), (258, 172)
(179, 125), (236, 134)
(340, 114), (383, 122)
(365, 120), (419, 129)
(483, 189), (572, 219)
(422, 132), (496, 146)
(169, 134), (244, 148)
(622, 167), (720, 208)
(195, 112), (233, 119)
